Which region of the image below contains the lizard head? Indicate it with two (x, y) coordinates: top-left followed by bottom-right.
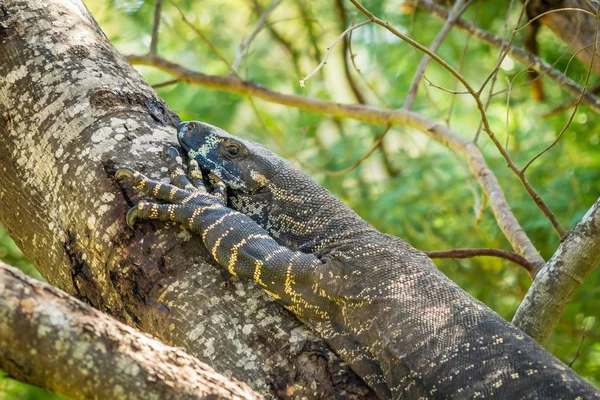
(177, 120), (372, 252)
(177, 120), (286, 194)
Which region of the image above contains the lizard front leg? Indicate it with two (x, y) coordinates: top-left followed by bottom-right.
(116, 149), (322, 312)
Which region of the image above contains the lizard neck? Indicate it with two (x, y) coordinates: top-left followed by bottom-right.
(230, 166), (377, 254)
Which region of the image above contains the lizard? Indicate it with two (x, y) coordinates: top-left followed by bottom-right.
(116, 121), (600, 399)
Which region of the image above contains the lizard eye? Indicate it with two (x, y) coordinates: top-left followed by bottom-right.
(225, 143), (242, 158)
(187, 123), (195, 131)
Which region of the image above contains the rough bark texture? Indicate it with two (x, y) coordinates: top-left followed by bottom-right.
(0, 261), (260, 400)
(0, 0), (372, 398)
(512, 198), (600, 344)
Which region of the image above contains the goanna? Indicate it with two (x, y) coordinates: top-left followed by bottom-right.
(116, 121), (600, 399)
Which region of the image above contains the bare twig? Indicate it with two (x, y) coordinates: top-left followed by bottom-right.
(299, 19), (372, 87)
(150, 0), (162, 55)
(334, 0), (399, 177)
(248, 0), (302, 77)
(476, 194), (487, 225)
(568, 318), (589, 368)
(417, 0), (600, 113)
(478, 0), (528, 94)
(294, 0), (324, 63)
(542, 82), (600, 117)
(348, 0), (566, 238)
(172, 3), (237, 76)
(446, 0), (479, 127)
(232, 0), (282, 73)
(348, 25), (391, 107)
(521, 15), (599, 174)
(403, 0), (472, 110)
(335, 0), (367, 104)
(152, 78), (180, 89)
(453, 152), (482, 220)
(422, 75), (469, 94)
(426, 248), (535, 273)
(474, 0), (524, 142)
(323, 125), (391, 176)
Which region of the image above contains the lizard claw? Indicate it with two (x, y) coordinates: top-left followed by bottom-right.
(166, 146), (181, 160)
(115, 166), (138, 180)
(125, 205), (141, 228)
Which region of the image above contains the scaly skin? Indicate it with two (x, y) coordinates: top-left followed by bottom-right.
(117, 121), (600, 399)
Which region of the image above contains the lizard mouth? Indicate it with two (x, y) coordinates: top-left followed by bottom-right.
(176, 123), (192, 153)
(177, 124), (248, 191)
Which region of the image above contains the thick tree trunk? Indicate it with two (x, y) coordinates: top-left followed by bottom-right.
(0, 261), (260, 400)
(0, 0), (372, 398)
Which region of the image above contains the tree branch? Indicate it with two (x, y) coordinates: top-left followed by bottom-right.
(403, 0), (472, 110)
(417, 0), (600, 113)
(426, 248), (535, 272)
(232, 0), (282, 73)
(349, 0), (566, 239)
(299, 19), (372, 87)
(0, 261), (260, 400)
(149, 0), (162, 55)
(512, 197), (600, 343)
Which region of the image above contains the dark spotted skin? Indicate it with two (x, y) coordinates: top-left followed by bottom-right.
(117, 121), (600, 399)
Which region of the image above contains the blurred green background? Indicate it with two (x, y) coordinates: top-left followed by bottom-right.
(1, 0), (599, 397)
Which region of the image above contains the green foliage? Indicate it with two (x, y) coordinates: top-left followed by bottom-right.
(0, 225), (41, 281)
(2, 0), (599, 395)
(0, 370), (64, 399)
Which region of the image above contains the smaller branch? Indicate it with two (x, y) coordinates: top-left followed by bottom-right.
(152, 78), (180, 89)
(446, 0), (479, 127)
(477, 0), (527, 95)
(324, 125), (391, 176)
(417, 0), (600, 113)
(513, 197), (600, 343)
(422, 75), (470, 94)
(248, 0), (302, 77)
(348, 28), (391, 106)
(568, 318), (589, 368)
(474, 0), (524, 142)
(522, 39), (599, 173)
(335, 0), (367, 104)
(453, 152), (482, 220)
(476, 194), (487, 225)
(426, 248), (534, 274)
(0, 262), (260, 400)
(172, 3), (237, 77)
(403, 0), (471, 109)
(299, 19), (372, 87)
(149, 0), (163, 55)
(294, 0), (324, 63)
(232, 0), (282, 73)
(334, 0), (399, 177)
(350, 0), (565, 238)
(542, 79), (600, 117)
